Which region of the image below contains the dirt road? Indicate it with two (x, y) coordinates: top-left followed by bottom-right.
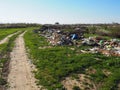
(7, 32), (39, 90)
(0, 31), (20, 45)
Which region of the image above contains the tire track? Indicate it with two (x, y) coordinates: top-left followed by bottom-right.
(7, 31), (39, 90)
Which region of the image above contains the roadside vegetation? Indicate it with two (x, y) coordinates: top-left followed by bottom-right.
(0, 28), (23, 40)
(24, 27), (120, 90)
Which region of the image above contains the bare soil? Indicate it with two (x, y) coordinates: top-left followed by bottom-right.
(62, 74), (96, 90)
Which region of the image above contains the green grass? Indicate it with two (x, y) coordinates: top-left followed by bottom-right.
(24, 29), (120, 90)
(0, 27), (37, 41)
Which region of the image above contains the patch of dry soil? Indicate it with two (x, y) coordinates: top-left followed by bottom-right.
(62, 74), (96, 90)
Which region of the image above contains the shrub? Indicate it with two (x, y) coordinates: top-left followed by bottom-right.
(73, 86), (81, 90)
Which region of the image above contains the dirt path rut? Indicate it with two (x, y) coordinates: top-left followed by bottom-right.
(0, 31), (20, 45)
(7, 32), (39, 90)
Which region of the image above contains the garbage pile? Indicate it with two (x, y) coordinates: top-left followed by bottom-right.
(81, 37), (120, 56)
(34, 25), (120, 56)
(99, 39), (120, 56)
(38, 25), (86, 46)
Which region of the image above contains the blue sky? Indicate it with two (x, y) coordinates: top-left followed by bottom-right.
(0, 0), (120, 24)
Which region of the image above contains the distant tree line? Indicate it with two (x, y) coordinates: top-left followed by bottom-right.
(0, 23), (41, 28)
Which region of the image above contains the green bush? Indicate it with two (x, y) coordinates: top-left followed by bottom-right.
(73, 86), (81, 90)
(0, 78), (7, 85)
